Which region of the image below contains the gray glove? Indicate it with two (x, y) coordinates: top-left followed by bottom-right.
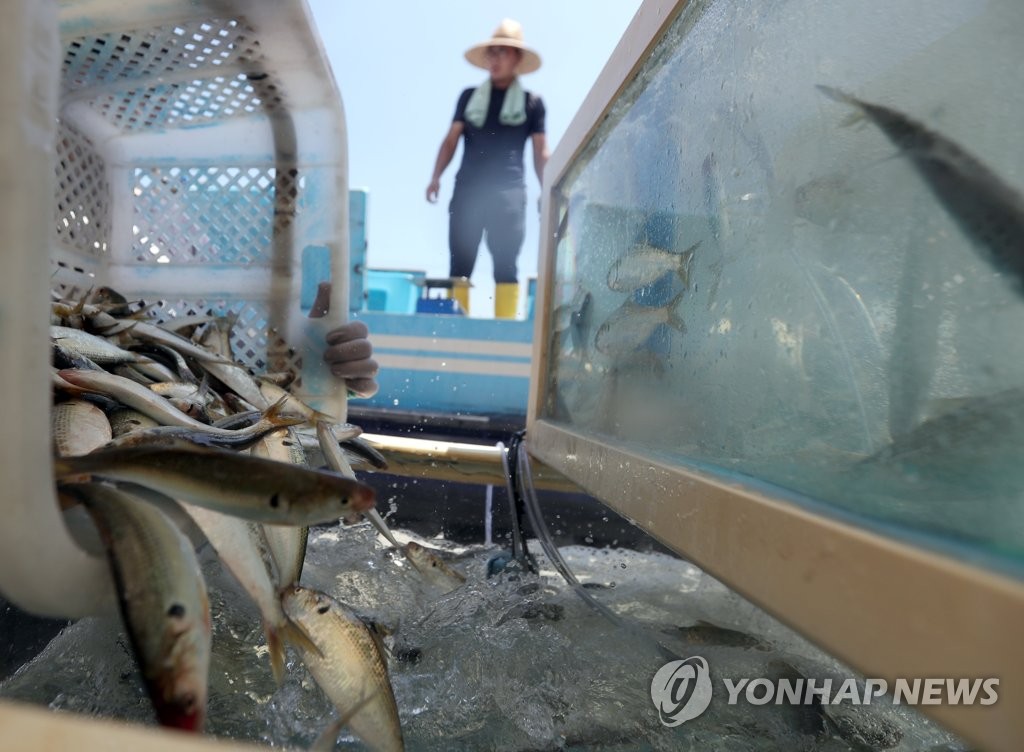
(324, 320), (379, 398)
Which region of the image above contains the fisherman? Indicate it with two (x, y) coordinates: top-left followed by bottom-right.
(426, 19), (549, 318)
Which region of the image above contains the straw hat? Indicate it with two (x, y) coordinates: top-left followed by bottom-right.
(464, 19), (542, 74)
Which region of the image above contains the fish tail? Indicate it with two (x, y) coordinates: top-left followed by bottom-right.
(816, 84), (868, 127)
(265, 621), (286, 686)
(74, 287), (94, 313)
(666, 292), (687, 335)
(310, 717), (347, 752)
(196, 372), (212, 400)
(676, 241), (701, 287)
(262, 396), (305, 429)
(309, 409), (343, 427)
(310, 692), (379, 752)
(282, 618), (324, 659)
(339, 436), (389, 470)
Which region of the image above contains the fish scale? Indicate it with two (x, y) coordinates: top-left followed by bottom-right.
(52, 399), (111, 456)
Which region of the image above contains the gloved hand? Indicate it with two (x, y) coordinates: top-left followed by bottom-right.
(324, 320), (379, 398)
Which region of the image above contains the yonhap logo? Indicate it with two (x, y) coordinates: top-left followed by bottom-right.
(650, 655), (999, 726)
(650, 656), (713, 726)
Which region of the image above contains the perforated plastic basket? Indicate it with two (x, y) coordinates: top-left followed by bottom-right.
(0, 0), (350, 618)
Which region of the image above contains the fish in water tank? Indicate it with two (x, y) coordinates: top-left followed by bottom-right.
(818, 85), (1024, 293)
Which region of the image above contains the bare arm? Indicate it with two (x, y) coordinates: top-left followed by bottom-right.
(531, 132), (550, 187)
(427, 122), (464, 203)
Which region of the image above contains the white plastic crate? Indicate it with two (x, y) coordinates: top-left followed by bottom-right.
(0, 0), (350, 619)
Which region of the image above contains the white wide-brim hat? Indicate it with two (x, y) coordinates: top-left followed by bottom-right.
(464, 18), (542, 75)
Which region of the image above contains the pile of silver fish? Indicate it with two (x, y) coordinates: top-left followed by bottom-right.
(49, 288), (460, 750)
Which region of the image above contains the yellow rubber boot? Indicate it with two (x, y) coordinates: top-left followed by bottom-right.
(450, 282), (470, 315)
(495, 282), (519, 319)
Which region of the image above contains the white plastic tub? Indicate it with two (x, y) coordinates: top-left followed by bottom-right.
(0, 0), (350, 619)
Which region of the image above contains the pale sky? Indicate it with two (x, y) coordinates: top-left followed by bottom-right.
(305, 1), (644, 315)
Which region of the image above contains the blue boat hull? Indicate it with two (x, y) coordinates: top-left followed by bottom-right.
(352, 311), (533, 429)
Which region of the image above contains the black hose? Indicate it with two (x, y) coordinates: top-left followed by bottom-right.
(499, 432), (538, 574)
(514, 435), (626, 626)
(512, 433), (684, 661)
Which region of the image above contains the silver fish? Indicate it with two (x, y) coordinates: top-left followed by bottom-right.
(258, 379), (337, 423)
(594, 291), (687, 357)
(569, 290), (593, 357)
(115, 320), (234, 365)
(865, 387), (1024, 469)
(253, 428), (311, 586)
(52, 297), (138, 330)
(317, 421), (398, 547)
(150, 382), (208, 402)
(793, 171), (857, 228)
(404, 541), (466, 593)
(126, 359), (182, 386)
(53, 444), (377, 527)
(181, 503), (313, 685)
(50, 325), (142, 365)
(57, 368), (264, 438)
(195, 311), (239, 360)
(108, 407), (160, 437)
(130, 343), (200, 385)
(551, 289), (593, 360)
(102, 398), (302, 451)
(52, 341), (103, 371)
(52, 399), (111, 457)
(819, 85), (1024, 291)
(282, 586), (404, 752)
(202, 360), (270, 410)
(552, 288), (590, 334)
(606, 242), (699, 292)
(339, 435), (389, 471)
(672, 620), (770, 651)
(70, 483), (211, 732)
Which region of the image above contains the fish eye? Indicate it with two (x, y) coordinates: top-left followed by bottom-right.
(167, 603), (186, 618)
(317, 604), (330, 615)
(269, 493), (280, 508)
